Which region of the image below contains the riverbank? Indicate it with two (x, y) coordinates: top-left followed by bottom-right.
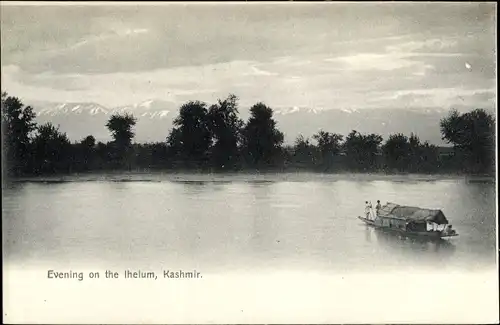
(4, 170), (495, 185)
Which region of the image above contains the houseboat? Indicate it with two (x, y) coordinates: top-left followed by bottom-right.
(358, 202), (458, 239)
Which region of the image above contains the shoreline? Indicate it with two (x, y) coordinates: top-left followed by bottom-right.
(4, 170), (495, 184)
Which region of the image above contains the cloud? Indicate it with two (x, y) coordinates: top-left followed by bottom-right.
(55, 26), (150, 53)
(1, 61), (284, 107)
(121, 28), (149, 36)
(2, 3), (495, 77)
(2, 41), (495, 113)
(370, 87), (496, 110)
(386, 38), (458, 53)
(321, 35), (468, 75)
(248, 66), (279, 77)
(324, 53), (431, 72)
(1, 3), (495, 113)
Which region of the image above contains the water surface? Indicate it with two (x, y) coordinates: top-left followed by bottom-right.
(2, 173), (497, 273)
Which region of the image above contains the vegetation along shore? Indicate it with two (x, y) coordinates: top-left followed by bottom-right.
(1, 92), (495, 179)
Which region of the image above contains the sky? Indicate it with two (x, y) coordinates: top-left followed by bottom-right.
(0, 2), (496, 111)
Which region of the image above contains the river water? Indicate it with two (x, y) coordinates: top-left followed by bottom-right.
(2, 172), (498, 323)
(3, 172), (497, 272)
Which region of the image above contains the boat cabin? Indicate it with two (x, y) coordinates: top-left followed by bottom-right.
(375, 202), (449, 233)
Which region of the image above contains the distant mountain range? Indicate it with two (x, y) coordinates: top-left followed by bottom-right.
(27, 99), (493, 146)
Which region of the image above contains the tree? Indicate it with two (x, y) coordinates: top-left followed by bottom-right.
(106, 113), (137, 147)
(105, 113), (137, 168)
(81, 135), (96, 148)
(95, 141), (112, 170)
(167, 100), (212, 167)
(242, 102), (284, 167)
(382, 133), (411, 171)
(1, 92), (37, 176)
(166, 127), (183, 162)
(440, 109), (495, 173)
(292, 134), (317, 166)
(207, 94), (244, 169)
(31, 123), (71, 174)
(418, 141), (439, 173)
(406, 133), (439, 172)
(312, 130), (343, 168)
(343, 130), (383, 171)
(75, 135), (96, 171)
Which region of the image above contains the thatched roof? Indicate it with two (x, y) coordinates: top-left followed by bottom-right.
(378, 202), (448, 224)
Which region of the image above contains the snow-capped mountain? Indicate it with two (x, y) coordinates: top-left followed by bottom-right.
(33, 99), (175, 118)
(31, 100), (177, 143)
(274, 106), (323, 115)
(110, 99), (175, 118)
(35, 102), (110, 116)
(28, 99), (493, 146)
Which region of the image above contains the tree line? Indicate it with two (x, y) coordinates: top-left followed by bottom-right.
(1, 91), (496, 178)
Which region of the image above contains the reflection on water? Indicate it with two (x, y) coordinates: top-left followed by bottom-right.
(358, 223), (459, 271)
(2, 173), (496, 273)
(372, 228), (457, 255)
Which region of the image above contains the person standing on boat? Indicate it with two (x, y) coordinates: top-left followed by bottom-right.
(365, 201), (371, 219)
(376, 200), (381, 216)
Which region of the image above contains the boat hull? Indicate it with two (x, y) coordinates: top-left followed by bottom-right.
(358, 216), (458, 240)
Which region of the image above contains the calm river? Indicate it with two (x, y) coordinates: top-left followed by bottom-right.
(3, 172), (497, 273)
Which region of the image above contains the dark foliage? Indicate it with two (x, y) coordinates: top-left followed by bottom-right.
(1, 92), (37, 176)
(30, 123), (72, 175)
(343, 130), (383, 171)
(312, 130), (343, 170)
(1, 91), (495, 177)
(167, 100), (211, 168)
(207, 94), (244, 170)
(105, 113), (137, 169)
(241, 102), (284, 168)
(440, 109), (495, 173)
